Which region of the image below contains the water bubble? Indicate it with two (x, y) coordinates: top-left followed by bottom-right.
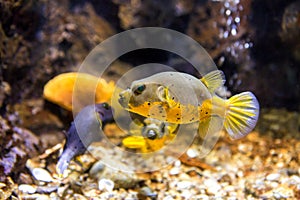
(234, 17), (240, 23)
(225, 9), (231, 16)
(231, 27), (237, 36)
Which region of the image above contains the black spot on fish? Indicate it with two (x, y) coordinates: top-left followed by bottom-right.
(172, 97), (175, 100)
(147, 102), (151, 106)
(205, 112), (208, 114)
(177, 117), (180, 120)
(159, 111), (163, 113)
(147, 114), (150, 117)
(162, 115), (166, 118)
(176, 113), (179, 116)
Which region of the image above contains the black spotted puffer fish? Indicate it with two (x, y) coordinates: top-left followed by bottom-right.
(118, 70), (259, 140)
(56, 103), (113, 175)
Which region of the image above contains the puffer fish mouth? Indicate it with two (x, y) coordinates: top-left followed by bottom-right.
(118, 89), (131, 108)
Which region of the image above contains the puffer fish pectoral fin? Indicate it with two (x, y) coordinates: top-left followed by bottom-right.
(200, 70), (226, 93)
(156, 86), (177, 108)
(198, 116), (223, 158)
(157, 86), (167, 101)
(224, 91), (260, 139)
(166, 123), (179, 135)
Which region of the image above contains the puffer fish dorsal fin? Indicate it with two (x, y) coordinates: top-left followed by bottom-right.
(200, 70), (226, 93)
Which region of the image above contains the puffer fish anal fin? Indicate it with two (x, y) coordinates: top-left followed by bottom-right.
(198, 116), (224, 158)
(200, 70), (226, 93)
(224, 91), (260, 139)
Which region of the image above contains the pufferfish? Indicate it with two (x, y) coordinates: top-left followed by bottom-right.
(118, 70), (259, 139)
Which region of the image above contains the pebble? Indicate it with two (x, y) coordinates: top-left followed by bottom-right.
(223, 185), (235, 192)
(18, 184), (37, 194)
(137, 186), (157, 199)
(289, 175), (300, 184)
(195, 194), (209, 200)
(163, 195), (174, 200)
(36, 186), (58, 193)
(19, 194), (51, 200)
(176, 181), (192, 190)
(204, 179), (221, 195)
(186, 148), (198, 158)
(98, 179), (114, 192)
(273, 186), (294, 198)
(31, 168), (54, 182)
(266, 173), (280, 181)
(169, 167), (180, 175)
(238, 143), (253, 153)
(174, 160), (181, 167)
(89, 160), (105, 178)
(99, 167), (139, 189)
(0, 183), (6, 188)
(181, 190), (193, 199)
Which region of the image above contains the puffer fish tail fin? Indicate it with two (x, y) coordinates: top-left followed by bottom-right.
(200, 70), (226, 93)
(224, 92), (259, 139)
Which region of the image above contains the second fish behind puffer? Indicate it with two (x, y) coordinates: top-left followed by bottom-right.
(118, 70), (259, 140)
(56, 103), (114, 175)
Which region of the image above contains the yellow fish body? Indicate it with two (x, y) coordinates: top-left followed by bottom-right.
(118, 70), (259, 139)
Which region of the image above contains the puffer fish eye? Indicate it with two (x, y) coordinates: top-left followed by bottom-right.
(133, 84), (146, 95)
(146, 129), (157, 140)
(102, 103), (110, 110)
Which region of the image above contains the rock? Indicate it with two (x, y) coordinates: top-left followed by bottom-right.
(0, 177), (15, 199)
(98, 179), (114, 192)
(169, 167), (180, 175)
(36, 186), (58, 194)
(0, 116), (40, 182)
(186, 148), (198, 158)
(237, 143), (253, 154)
(204, 179), (221, 195)
(31, 168), (54, 182)
(266, 173), (280, 181)
(176, 181), (192, 190)
(280, 1), (300, 61)
(18, 184), (37, 194)
(272, 186), (294, 199)
(116, 0), (177, 29)
(137, 186), (157, 200)
(90, 162), (139, 189)
(0, 81), (11, 109)
(89, 161), (105, 178)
